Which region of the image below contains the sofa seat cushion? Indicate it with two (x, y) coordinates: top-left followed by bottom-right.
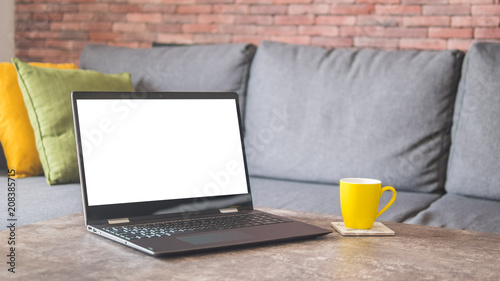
(79, 43), (256, 117)
(404, 194), (500, 234)
(446, 42), (500, 201)
(245, 41), (464, 193)
(0, 172), (82, 230)
(250, 176), (442, 223)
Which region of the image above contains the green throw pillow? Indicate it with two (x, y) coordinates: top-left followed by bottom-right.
(12, 58), (135, 185)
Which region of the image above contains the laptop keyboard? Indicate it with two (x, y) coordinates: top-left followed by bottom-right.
(100, 212), (288, 241)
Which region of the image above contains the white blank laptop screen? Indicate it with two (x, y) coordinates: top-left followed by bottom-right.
(76, 99), (248, 206)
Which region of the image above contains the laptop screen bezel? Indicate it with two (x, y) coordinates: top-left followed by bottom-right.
(71, 91), (254, 223)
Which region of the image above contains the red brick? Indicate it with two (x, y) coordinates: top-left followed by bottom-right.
(219, 24), (257, 34)
(147, 24), (181, 33)
(475, 28), (500, 39)
(232, 35), (267, 45)
(142, 4), (176, 13)
(177, 5), (212, 14)
(331, 4), (375, 15)
(162, 0), (196, 3)
(315, 15), (356, 25)
(403, 16), (450, 27)
(341, 26), (386, 37)
(422, 5), (470, 15)
(182, 24), (218, 33)
(357, 15), (402, 26)
(193, 34), (231, 44)
(429, 27), (473, 38)
(50, 22), (80, 31)
(78, 3), (109, 12)
(400, 38), (447, 50)
(107, 42), (141, 48)
(310, 36), (353, 48)
(288, 4), (330, 15)
(298, 25), (339, 36)
(316, 0), (353, 3)
(15, 38), (45, 49)
(33, 12), (62, 21)
(357, 0), (399, 3)
(48, 3), (79, 13)
(51, 0), (95, 2)
(403, 0), (447, 3)
(212, 4), (249, 14)
(14, 48), (30, 58)
(94, 13), (126, 22)
(62, 13), (94, 21)
(274, 0), (312, 3)
(447, 39), (475, 51)
(126, 13), (163, 23)
(197, 0), (233, 3)
(156, 33), (194, 44)
(354, 37), (398, 48)
(120, 32), (156, 42)
(45, 40), (73, 50)
(139, 42), (152, 48)
(235, 15), (273, 25)
(271, 35), (311, 45)
(89, 32), (121, 41)
(83, 22), (112, 31)
(16, 31), (57, 40)
(451, 16), (500, 27)
(375, 5), (421, 15)
(127, 0), (162, 3)
(163, 14), (197, 23)
(385, 27), (427, 38)
(112, 22), (147, 32)
(198, 14), (236, 24)
(472, 5), (500, 15)
(275, 15), (315, 25)
(109, 4), (143, 13)
(450, 0), (494, 4)
(16, 4), (47, 12)
(235, 0), (273, 3)
(57, 31), (88, 40)
(249, 5), (287, 14)
(258, 25), (297, 35)
(28, 48), (64, 58)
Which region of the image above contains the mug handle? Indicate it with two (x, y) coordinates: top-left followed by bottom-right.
(375, 186), (397, 218)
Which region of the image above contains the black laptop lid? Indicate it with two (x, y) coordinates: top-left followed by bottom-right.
(71, 92), (253, 223)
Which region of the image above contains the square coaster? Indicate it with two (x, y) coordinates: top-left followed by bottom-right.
(331, 222), (395, 236)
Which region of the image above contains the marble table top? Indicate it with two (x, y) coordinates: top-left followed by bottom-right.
(1, 208), (500, 280)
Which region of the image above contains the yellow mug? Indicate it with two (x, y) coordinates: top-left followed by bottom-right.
(340, 178), (397, 229)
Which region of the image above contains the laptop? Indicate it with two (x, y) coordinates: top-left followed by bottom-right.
(71, 91), (331, 256)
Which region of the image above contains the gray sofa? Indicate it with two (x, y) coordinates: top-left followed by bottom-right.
(2, 41), (500, 234)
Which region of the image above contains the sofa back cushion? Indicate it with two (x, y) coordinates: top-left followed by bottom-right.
(245, 41), (463, 193)
(80, 43), (256, 117)
(445, 42), (500, 201)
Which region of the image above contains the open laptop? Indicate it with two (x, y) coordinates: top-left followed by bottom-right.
(71, 91), (331, 256)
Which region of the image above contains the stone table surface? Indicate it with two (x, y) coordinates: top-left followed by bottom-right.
(1, 208), (500, 280)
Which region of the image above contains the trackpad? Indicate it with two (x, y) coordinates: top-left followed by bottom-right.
(177, 231), (253, 245)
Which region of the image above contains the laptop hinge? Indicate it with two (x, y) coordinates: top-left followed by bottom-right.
(219, 208), (238, 214)
(107, 218), (130, 225)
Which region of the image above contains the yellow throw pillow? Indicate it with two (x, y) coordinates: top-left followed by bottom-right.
(0, 62), (77, 177)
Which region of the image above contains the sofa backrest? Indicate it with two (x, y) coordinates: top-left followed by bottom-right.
(244, 41), (464, 193)
(79, 43), (256, 117)
(446, 42), (500, 201)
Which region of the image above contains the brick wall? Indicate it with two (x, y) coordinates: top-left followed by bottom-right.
(15, 0), (500, 64)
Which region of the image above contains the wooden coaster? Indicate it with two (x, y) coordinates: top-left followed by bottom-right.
(331, 222), (395, 236)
